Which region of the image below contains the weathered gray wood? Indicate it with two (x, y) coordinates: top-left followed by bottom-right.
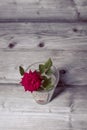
(74, 0), (87, 20)
(70, 86), (87, 129)
(0, 84), (70, 130)
(0, 0), (87, 21)
(0, 84), (71, 114)
(0, 50), (87, 85)
(0, 1), (87, 130)
(74, 0), (87, 6)
(0, 0), (77, 21)
(0, 84), (87, 129)
(0, 23), (87, 85)
(0, 22), (87, 50)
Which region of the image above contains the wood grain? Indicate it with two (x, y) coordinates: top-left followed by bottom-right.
(0, 1), (87, 130)
(0, 0), (77, 21)
(0, 23), (87, 85)
(0, 84), (87, 129)
(0, 0), (87, 22)
(0, 50), (87, 85)
(0, 22), (87, 50)
(0, 84), (70, 130)
(74, 0), (87, 20)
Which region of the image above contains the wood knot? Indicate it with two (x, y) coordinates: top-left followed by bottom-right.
(72, 28), (78, 32)
(38, 42), (44, 48)
(8, 42), (17, 48)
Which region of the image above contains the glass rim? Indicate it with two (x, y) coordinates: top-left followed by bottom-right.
(26, 61), (58, 71)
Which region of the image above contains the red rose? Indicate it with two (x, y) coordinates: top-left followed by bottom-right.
(20, 70), (42, 92)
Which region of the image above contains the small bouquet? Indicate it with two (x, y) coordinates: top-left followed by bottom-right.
(19, 58), (59, 104)
(19, 58), (55, 92)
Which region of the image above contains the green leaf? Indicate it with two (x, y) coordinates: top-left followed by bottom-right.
(45, 84), (53, 91)
(39, 64), (45, 74)
(19, 66), (25, 76)
(42, 77), (52, 90)
(45, 69), (52, 75)
(44, 58), (52, 70)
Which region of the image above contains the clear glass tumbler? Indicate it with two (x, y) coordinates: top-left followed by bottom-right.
(26, 62), (59, 105)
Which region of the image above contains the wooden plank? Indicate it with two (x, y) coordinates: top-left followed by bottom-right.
(0, 50), (87, 85)
(74, 0), (87, 6)
(0, 0), (87, 21)
(70, 85), (87, 129)
(0, 84), (71, 130)
(74, 0), (87, 20)
(0, 84), (87, 129)
(0, 0), (77, 21)
(71, 113), (87, 129)
(76, 6), (87, 20)
(72, 86), (87, 113)
(0, 112), (70, 130)
(0, 22), (87, 51)
(0, 23), (87, 85)
(0, 84), (71, 114)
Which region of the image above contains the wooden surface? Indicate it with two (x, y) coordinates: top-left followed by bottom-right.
(0, 1), (87, 129)
(0, 0), (87, 22)
(0, 84), (87, 130)
(0, 22), (87, 85)
(0, 0), (77, 21)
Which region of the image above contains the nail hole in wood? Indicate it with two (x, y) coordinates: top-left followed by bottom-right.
(38, 42), (44, 47)
(8, 42), (17, 48)
(72, 28), (78, 32)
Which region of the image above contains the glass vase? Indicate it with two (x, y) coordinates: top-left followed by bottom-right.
(26, 62), (59, 105)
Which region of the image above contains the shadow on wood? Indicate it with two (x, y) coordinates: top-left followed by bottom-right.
(51, 69), (67, 101)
